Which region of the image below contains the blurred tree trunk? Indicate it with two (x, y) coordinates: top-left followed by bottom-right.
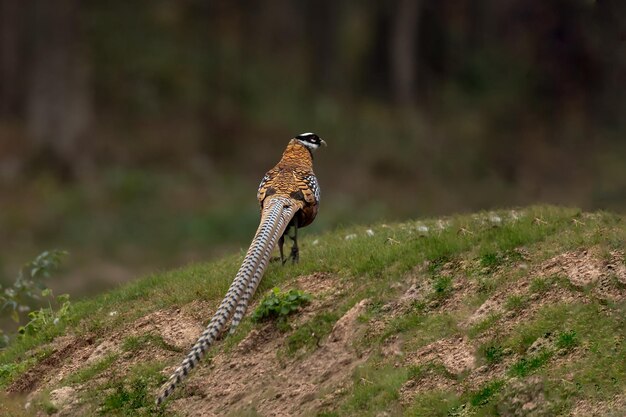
(389, 0), (420, 106)
(26, 0), (92, 179)
(306, 0), (339, 92)
(0, 0), (23, 117)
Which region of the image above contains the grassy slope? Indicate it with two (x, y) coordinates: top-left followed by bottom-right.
(1, 206), (625, 416)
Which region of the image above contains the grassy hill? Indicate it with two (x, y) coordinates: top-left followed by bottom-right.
(1, 206), (625, 416)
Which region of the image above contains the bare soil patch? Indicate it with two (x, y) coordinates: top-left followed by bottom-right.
(170, 299), (369, 417)
(6, 336), (93, 395)
(570, 394), (626, 417)
(405, 336), (476, 376)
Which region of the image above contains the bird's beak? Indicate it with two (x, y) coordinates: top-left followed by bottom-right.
(320, 139), (327, 147)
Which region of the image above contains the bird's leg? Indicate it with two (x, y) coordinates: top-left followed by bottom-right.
(289, 222), (299, 264)
(270, 235), (285, 263)
(279, 234), (286, 264)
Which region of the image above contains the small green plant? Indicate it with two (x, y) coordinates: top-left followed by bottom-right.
(556, 330), (578, 350)
(432, 276), (453, 299)
(530, 277), (550, 294)
(0, 363), (19, 380)
(0, 250), (69, 346)
(480, 252), (502, 270)
(286, 312), (338, 354)
(509, 350), (552, 377)
(477, 276), (498, 294)
(480, 343), (505, 364)
(102, 377), (150, 413)
(18, 293), (72, 337)
(100, 363), (166, 415)
(479, 250), (523, 273)
(252, 287), (312, 322)
(505, 295), (527, 312)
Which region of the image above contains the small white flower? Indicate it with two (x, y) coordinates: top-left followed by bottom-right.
(489, 214), (502, 224)
(53, 318), (60, 325)
(312, 239), (319, 246)
(365, 229), (375, 237)
(345, 234), (357, 240)
(109, 311), (118, 317)
(416, 224), (429, 234)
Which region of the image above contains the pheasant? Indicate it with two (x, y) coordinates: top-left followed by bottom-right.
(156, 132), (326, 405)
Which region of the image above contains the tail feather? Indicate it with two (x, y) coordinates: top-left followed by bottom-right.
(229, 201), (299, 334)
(155, 196), (297, 405)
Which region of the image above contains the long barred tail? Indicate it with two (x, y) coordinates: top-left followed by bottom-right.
(229, 201), (298, 334)
(155, 197), (298, 405)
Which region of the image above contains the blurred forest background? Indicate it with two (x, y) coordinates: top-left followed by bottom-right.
(0, 0), (625, 298)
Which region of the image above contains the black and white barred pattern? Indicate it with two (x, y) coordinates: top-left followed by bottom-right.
(228, 200), (298, 333)
(156, 197), (296, 405)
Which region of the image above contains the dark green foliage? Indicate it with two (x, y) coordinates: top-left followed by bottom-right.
(102, 378), (150, 415)
(479, 249), (524, 272)
(432, 276), (453, 299)
(556, 330), (578, 350)
(479, 252), (501, 270)
(509, 350), (552, 378)
(252, 288), (312, 322)
(469, 379), (505, 406)
(480, 343), (505, 364)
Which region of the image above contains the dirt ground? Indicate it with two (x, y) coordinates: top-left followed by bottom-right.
(6, 250), (626, 416)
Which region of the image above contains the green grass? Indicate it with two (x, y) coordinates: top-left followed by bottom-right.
(122, 334), (182, 353)
(509, 350), (553, 377)
(404, 390), (463, 417)
(469, 379), (505, 406)
(286, 312), (340, 355)
(1, 206), (625, 416)
(505, 294), (528, 312)
(479, 342), (506, 364)
(468, 313), (501, 338)
(432, 276), (453, 299)
(340, 364), (408, 416)
(98, 362), (168, 416)
(556, 330), (579, 350)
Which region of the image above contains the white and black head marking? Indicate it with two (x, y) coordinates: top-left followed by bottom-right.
(295, 132), (327, 151)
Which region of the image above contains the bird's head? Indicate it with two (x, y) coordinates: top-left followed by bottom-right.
(295, 132), (327, 151)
